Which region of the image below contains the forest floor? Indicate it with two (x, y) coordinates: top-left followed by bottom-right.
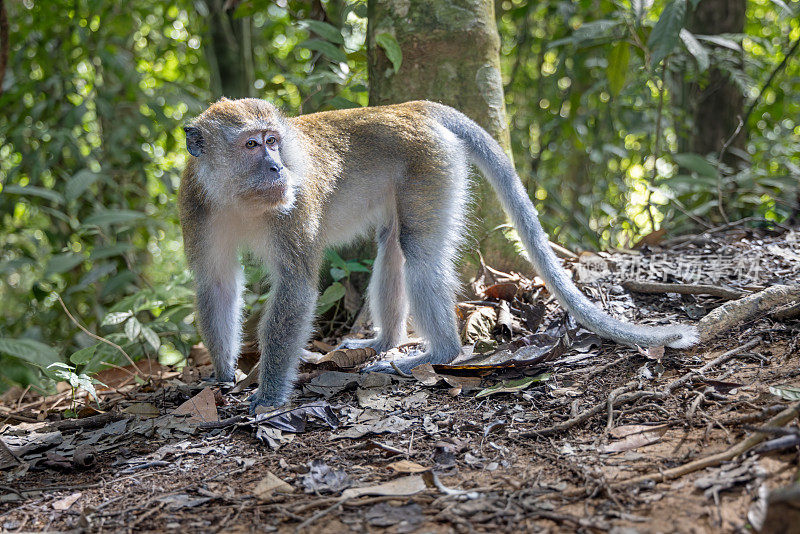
(1, 225), (799, 533)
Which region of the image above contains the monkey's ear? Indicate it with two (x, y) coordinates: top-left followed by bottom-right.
(183, 126), (204, 157)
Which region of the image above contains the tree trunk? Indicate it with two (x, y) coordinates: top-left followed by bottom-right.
(367, 0), (527, 274)
(688, 0), (746, 161)
(204, 0), (253, 99)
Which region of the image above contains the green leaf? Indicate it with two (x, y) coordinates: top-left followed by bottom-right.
(299, 20), (344, 44)
(475, 373), (551, 398)
(607, 42), (631, 96)
(329, 96), (360, 109)
(83, 210), (147, 227)
(0, 338), (61, 370)
(679, 29), (709, 72)
(102, 311), (132, 326)
(317, 282), (346, 314)
(647, 0), (687, 67)
(65, 169), (101, 202)
(673, 153), (719, 178)
(300, 39), (348, 64)
(141, 326), (161, 351)
(330, 267), (347, 281)
(89, 243), (134, 261)
(124, 316), (142, 341)
(70, 344), (99, 365)
(769, 385), (800, 401)
(375, 33), (402, 72)
(2, 184), (64, 204)
(45, 253), (84, 276)
(695, 35), (740, 51)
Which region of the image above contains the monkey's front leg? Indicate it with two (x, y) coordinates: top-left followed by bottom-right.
(249, 276), (318, 412)
(194, 264), (244, 384)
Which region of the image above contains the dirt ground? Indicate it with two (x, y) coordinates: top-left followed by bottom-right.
(1, 226), (799, 533)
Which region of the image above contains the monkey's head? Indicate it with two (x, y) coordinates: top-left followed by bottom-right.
(183, 98), (306, 213)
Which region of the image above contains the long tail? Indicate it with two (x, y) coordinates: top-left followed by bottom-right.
(432, 104), (698, 349)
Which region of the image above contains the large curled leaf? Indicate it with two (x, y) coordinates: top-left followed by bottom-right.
(0, 338), (61, 370)
(298, 20), (344, 44)
(300, 39), (348, 64)
(375, 33), (402, 72)
(648, 0), (687, 67)
(317, 282), (346, 314)
(680, 29), (709, 72)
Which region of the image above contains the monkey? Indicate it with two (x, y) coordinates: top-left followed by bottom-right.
(179, 98), (699, 412)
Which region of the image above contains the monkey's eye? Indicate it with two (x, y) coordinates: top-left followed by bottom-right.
(245, 139), (259, 149)
(265, 135), (278, 146)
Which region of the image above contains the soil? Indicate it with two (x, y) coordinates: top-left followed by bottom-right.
(1, 227), (799, 533)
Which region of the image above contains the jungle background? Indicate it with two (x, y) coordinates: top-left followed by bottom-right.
(0, 0), (798, 395)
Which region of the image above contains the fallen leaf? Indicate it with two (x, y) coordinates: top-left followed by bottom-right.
(172, 387), (218, 423)
(475, 374), (551, 398)
(304, 371), (360, 397)
(462, 307), (496, 344)
(341, 475), (426, 499)
(602, 424), (668, 453)
(253, 471), (294, 499)
(255, 402), (339, 433)
(386, 460), (429, 473)
(357, 388), (399, 411)
(411, 363), (441, 386)
(122, 402), (160, 418)
(315, 347), (377, 369)
(52, 492), (81, 511)
(302, 460), (351, 494)
(482, 282), (518, 301)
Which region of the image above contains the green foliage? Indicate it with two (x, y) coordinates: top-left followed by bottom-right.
(499, 0), (799, 247)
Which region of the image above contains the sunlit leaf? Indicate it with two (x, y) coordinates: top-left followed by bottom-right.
(300, 39), (348, 64)
(299, 20), (344, 44)
(375, 33), (402, 72)
(317, 282), (346, 314)
(680, 29), (709, 72)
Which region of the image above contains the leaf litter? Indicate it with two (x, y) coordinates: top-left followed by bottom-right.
(1, 228), (800, 531)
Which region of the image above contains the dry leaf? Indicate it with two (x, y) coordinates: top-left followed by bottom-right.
(52, 492), (82, 511)
(411, 363), (441, 386)
(122, 402), (160, 418)
(253, 471), (294, 499)
(341, 475), (427, 499)
(172, 387), (219, 423)
(316, 347), (377, 369)
(602, 424), (668, 453)
(386, 460), (429, 473)
(483, 282), (518, 301)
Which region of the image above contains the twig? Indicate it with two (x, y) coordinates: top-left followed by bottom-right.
(44, 411), (126, 431)
(622, 281), (747, 300)
(646, 61), (668, 233)
(294, 499), (345, 533)
(56, 295), (143, 375)
(198, 415), (247, 429)
(607, 400), (800, 488)
(522, 339), (759, 437)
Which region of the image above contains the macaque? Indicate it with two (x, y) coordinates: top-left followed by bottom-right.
(179, 98), (697, 411)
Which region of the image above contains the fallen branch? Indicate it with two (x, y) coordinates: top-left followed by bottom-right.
(45, 412), (127, 431)
(622, 281), (746, 300)
(698, 285), (800, 341)
(522, 339), (759, 437)
(608, 400), (800, 488)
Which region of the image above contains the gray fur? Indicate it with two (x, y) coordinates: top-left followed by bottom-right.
(429, 104), (699, 349)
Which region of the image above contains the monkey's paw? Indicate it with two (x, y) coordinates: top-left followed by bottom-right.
(247, 392), (288, 414)
(337, 337), (394, 354)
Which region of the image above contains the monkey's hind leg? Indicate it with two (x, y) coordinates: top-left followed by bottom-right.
(338, 221), (408, 354)
(364, 229), (462, 375)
